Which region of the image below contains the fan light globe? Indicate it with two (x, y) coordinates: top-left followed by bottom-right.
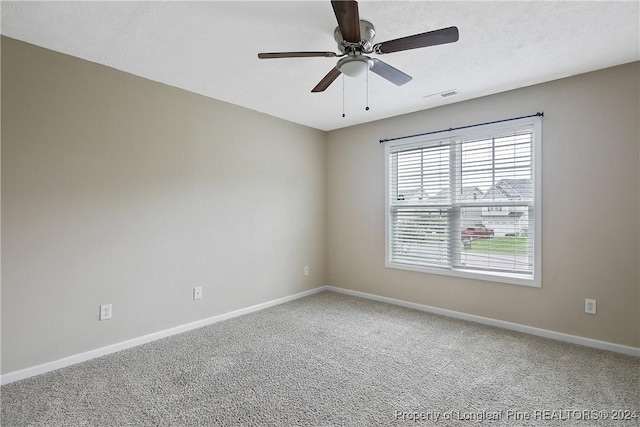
(338, 57), (372, 77)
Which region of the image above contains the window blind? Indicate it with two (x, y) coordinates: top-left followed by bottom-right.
(387, 122), (538, 282)
(390, 143), (451, 268)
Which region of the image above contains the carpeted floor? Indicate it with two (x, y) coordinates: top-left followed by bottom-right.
(1, 291), (639, 426)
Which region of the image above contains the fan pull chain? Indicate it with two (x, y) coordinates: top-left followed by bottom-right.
(342, 74), (346, 118)
(365, 67), (370, 111)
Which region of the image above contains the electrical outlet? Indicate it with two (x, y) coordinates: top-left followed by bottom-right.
(304, 266), (309, 276)
(585, 298), (596, 315)
(100, 304), (112, 321)
(193, 286), (202, 300)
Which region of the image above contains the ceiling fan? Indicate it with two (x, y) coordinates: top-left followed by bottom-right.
(257, 0), (459, 93)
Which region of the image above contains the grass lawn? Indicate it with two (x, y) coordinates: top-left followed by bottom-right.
(464, 237), (529, 255)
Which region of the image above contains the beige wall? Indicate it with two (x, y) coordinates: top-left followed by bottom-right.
(2, 36), (639, 376)
(1, 37), (326, 374)
(326, 62), (640, 347)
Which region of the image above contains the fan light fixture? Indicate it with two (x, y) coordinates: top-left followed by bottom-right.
(337, 56), (372, 77)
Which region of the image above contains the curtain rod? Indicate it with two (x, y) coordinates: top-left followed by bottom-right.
(379, 112), (544, 144)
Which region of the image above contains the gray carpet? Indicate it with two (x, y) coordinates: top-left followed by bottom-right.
(1, 291), (639, 426)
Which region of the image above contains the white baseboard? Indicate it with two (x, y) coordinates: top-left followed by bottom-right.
(3, 284), (637, 385)
(326, 286), (640, 357)
(0, 286), (327, 386)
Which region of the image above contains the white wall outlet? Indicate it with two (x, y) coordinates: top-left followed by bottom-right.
(100, 304), (112, 321)
(304, 266), (309, 276)
(193, 286), (202, 300)
(585, 298), (596, 315)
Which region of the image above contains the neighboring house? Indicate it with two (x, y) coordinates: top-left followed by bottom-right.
(396, 188), (426, 201)
(481, 179), (532, 236)
(396, 180), (532, 237)
(431, 186), (485, 230)
(397, 186), (485, 225)
(430, 186), (483, 202)
(459, 187), (484, 229)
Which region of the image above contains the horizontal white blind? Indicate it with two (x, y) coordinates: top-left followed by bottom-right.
(459, 131), (532, 200)
(454, 130), (534, 274)
(457, 205), (533, 274)
(391, 142), (450, 204)
(388, 125), (536, 279)
(390, 208), (451, 269)
(390, 142), (451, 268)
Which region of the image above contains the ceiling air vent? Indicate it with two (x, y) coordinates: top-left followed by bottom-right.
(422, 89), (460, 101)
(440, 90), (458, 98)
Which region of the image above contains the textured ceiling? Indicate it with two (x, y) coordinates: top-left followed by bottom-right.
(2, 1), (639, 131)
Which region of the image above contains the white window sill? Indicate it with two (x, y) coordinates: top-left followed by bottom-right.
(386, 261), (541, 288)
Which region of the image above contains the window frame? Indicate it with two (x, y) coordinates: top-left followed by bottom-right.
(384, 117), (542, 287)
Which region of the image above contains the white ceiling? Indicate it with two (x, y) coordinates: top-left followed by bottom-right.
(2, 1), (639, 131)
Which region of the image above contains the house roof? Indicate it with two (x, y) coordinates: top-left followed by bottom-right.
(431, 186), (484, 201)
(482, 179), (532, 201)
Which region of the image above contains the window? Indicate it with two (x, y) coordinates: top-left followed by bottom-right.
(385, 117), (541, 286)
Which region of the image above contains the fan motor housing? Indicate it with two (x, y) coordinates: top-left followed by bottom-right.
(334, 20), (376, 53)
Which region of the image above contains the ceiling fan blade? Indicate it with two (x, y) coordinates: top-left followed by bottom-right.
(311, 67), (342, 92)
(374, 26), (459, 54)
(258, 51), (338, 59)
(370, 59), (412, 86)
(331, 0), (361, 43)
